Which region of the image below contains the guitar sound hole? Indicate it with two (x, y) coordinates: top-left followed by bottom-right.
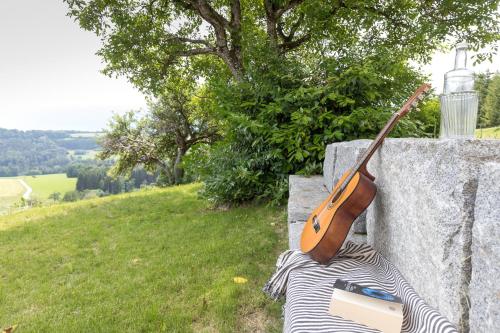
(329, 189), (343, 207)
(332, 190), (342, 203)
(313, 216), (320, 233)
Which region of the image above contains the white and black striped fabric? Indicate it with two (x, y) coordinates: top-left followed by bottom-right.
(264, 242), (458, 333)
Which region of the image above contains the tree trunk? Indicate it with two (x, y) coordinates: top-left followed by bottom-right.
(173, 146), (188, 184)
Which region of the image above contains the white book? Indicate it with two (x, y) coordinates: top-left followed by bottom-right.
(328, 280), (403, 333)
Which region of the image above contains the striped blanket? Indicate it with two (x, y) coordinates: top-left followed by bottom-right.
(264, 242), (458, 333)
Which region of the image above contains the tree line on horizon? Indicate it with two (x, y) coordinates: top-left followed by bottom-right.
(0, 128), (99, 177)
(26, 166), (159, 207)
(476, 72), (500, 128)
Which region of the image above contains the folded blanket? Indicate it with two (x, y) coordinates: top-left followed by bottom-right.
(264, 242), (458, 333)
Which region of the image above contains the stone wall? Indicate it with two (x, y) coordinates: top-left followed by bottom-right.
(287, 138), (500, 332)
(469, 162), (500, 332)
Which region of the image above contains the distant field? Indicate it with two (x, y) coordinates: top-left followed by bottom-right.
(0, 178), (25, 197)
(0, 174), (77, 213)
(67, 149), (99, 160)
(69, 132), (101, 138)
(0, 179), (26, 213)
(21, 173), (77, 199)
(476, 126), (500, 139)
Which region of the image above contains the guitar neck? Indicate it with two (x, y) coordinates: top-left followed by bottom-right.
(334, 83), (430, 194)
(354, 111), (402, 173)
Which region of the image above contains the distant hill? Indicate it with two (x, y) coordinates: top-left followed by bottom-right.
(0, 128), (101, 176)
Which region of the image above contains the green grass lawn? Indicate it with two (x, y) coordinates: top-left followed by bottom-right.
(0, 184), (286, 332)
(476, 126), (500, 139)
(21, 173), (77, 200)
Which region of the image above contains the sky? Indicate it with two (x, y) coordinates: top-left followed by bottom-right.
(0, 1), (499, 131)
(0, 0), (147, 132)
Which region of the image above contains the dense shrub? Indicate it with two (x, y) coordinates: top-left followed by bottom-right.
(190, 60), (432, 205)
(63, 190), (82, 202)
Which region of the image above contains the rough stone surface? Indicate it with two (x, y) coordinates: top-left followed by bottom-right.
(361, 138), (500, 328)
(469, 162), (500, 332)
(287, 175), (367, 250)
(323, 140), (371, 234)
(288, 221), (306, 251)
(288, 175), (328, 223)
(323, 144), (337, 193)
(288, 175), (328, 250)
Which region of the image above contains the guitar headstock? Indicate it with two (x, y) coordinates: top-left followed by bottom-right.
(398, 83), (432, 116)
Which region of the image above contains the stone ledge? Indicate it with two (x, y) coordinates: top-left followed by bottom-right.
(288, 139), (500, 332)
(470, 162), (500, 332)
(288, 175), (329, 250)
(359, 138), (499, 329)
(287, 175), (367, 250)
(288, 175), (328, 223)
(288, 138), (499, 331)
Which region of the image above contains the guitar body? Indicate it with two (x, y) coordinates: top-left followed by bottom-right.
(300, 170), (377, 264)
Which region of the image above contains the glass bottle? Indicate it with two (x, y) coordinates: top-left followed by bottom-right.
(440, 42), (478, 138)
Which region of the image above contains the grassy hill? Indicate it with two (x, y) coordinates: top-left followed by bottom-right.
(0, 184), (286, 332)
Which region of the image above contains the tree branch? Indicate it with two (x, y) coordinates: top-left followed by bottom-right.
(230, 0), (241, 30)
(168, 37), (213, 47)
(275, 0), (305, 19)
(176, 47), (217, 57)
(277, 12), (305, 43)
(263, 0), (279, 47)
(287, 12), (305, 41)
(278, 32), (311, 52)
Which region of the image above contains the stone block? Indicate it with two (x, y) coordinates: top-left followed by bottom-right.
(288, 220), (306, 250)
(323, 140), (372, 234)
(364, 138), (499, 328)
(331, 139), (372, 187)
(469, 162), (500, 332)
(288, 175), (329, 223)
(288, 175), (328, 250)
(287, 175), (367, 250)
(323, 144), (337, 193)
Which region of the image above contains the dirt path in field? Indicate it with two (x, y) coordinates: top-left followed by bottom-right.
(18, 179), (32, 200)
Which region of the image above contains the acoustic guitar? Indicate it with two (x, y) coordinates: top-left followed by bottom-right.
(300, 84), (431, 264)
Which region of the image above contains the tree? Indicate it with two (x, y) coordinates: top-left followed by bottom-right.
(475, 71), (493, 128)
(98, 78), (218, 184)
(48, 192), (61, 202)
(65, 0), (500, 204)
(484, 74), (500, 127)
(63, 191), (82, 202)
(65, 0), (500, 91)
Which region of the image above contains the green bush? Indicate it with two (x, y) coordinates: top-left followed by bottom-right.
(189, 60), (432, 205)
(63, 190), (82, 202)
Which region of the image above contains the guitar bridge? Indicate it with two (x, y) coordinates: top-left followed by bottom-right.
(313, 216), (320, 233)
